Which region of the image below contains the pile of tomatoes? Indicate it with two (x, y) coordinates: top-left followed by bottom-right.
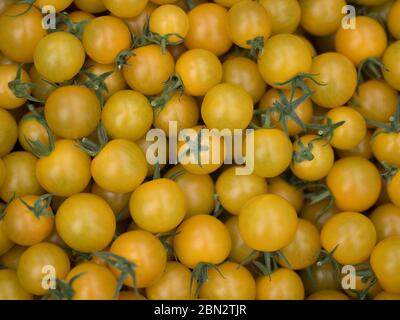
(1, 0), (400, 301)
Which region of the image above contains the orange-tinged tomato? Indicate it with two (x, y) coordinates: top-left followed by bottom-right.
(146, 261), (194, 300)
(256, 268), (305, 300)
(291, 135), (334, 181)
(174, 215), (231, 269)
(0, 108), (18, 156)
(34, 31), (85, 83)
(0, 4), (47, 63)
(259, 0), (301, 35)
(200, 262), (256, 300)
(299, 0), (346, 36)
(239, 194), (298, 252)
(335, 16), (387, 66)
(258, 34), (312, 88)
(164, 165), (214, 217)
(184, 3), (232, 56)
(123, 44), (175, 96)
(45, 86), (101, 139)
(91, 139), (148, 193)
(388, 0), (400, 39)
(371, 131), (400, 168)
(370, 203), (400, 241)
(109, 230), (167, 288)
(36, 139), (91, 197)
(0, 64), (31, 110)
(336, 131), (373, 159)
(350, 80), (398, 125)
(83, 16), (132, 65)
(176, 49), (222, 96)
(0, 245), (27, 270)
(309, 52), (357, 109)
(387, 171), (400, 208)
(258, 88), (314, 136)
(371, 236), (400, 294)
(222, 56), (266, 103)
(268, 177), (304, 213)
(202, 83), (253, 131)
(382, 40), (400, 90)
(3, 195), (54, 246)
(327, 157), (381, 212)
(307, 290), (350, 300)
(0, 269), (33, 300)
(226, 1), (271, 49)
(103, 0), (148, 18)
(300, 199), (340, 231)
(102, 90), (153, 141)
(149, 5), (189, 42)
(321, 211), (377, 265)
(248, 129), (293, 178)
(73, 0), (106, 13)
(326, 107), (367, 150)
(0, 220), (14, 256)
(66, 262), (117, 300)
(29, 65), (56, 102)
(0, 152), (44, 202)
(278, 219), (321, 270)
(17, 242), (70, 295)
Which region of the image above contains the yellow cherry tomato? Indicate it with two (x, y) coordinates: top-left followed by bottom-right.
(29, 65), (56, 102)
(336, 131), (373, 159)
(300, 199), (340, 231)
(387, 170), (400, 208)
(0, 64), (31, 110)
(73, 0), (106, 13)
(0, 269), (33, 300)
(374, 291), (400, 300)
(0, 108), (18, 156)
(0, 220), (14, 256)
(371, 131), (400, 168)
(383, 40), (400, 90)
(103, 0), (148, 18)
(0, 245), (27, 270)
(370, 203), (400, 241)
(259, 0), (301, 35)
(307, 290), (350, 300)
(388, 0), (400, 39)
(268, 177), (304, 213)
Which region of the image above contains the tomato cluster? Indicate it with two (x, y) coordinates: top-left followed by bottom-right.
(1, 0), (400, 301)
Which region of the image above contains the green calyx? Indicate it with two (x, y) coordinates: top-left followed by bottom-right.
(302, 183), (335, 221)
(316, 246), (341, 280)
(19, 193), (53, 219)
(293, 139), (314, 163)
(246, 36), (264, 60)
(380, 162), (399, 182)
(252, 251), (292, 279)
(0, 193), (16, 220)
(94, 251), (138, 298)
(115, 49), (135, 70)
(9, 0), (35, 17)
(79, 69), (114, 107)
(8, 64), (43, 104)
(191, 262), (224, 298)
(157, 230), (180, 259)
(178, 130), (209, 168)
(77, 122), (108, 157)
(306, 117), (345, 142)
(369, 101), (400, 138)
(150, 74), (184, 110)
(357, 57), (387, 87)
(44, 273), (85, 300)
(25, 104), (56, 158)
(349, 262), (377, 300)
(255, 90), (312, 135)
(275, 73), (326, 100)
(55, 12), (90, 38)
(212, 193), (224, 217)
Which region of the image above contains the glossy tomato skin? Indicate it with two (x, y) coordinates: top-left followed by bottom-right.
(388, 0), (400, 39)
(299, 0), (346, 36)
(222, 56), (266, 103)
(173, 215), (231, 269)
(370, 203), (400, 241)
(175, 49), (222, 96)
(103, 0), (148, 18)
(0, 245), (26, 270)
(248, 129), (293, 178)
(259, 0), (301, 35)
(279, 219), (321, 270)
(0, 269), (33, 300)
(336, 130), (373, 159)
(184, 3), (232, 56)
(371, 236), (400, 294)
(216, 166), (268, 215)
(239, 194), (298, 252)
(73, 0), (107, 13)
(326, 156), (381, 212)
(383, 41), (400, 90)
(45, 86), (101, 139)
(109, 230), (167, 288)
(335, 16), (387, 66)
(0, 64), (31, 110)
(3, 196), (54, 246)
(66, 262), (117, 300)
(0, 4), (47, 63)
(258, 34), (312, 88)
(387, 171), (400, 207)
(201, 83), (253, 131)
(371, 131), (400, 168)
(123, 45), (175, 96)
(226, 1), (271, 49)
(0, 152), (44, 202)
(34, 0), (73, 11)
(36, 140), (91, 197)
(256, 268), (305, 300)
(56, 193), (116, 253)
(91, 139), (148, 194)
(200, 262), (256, 300)
(268, 177), (304, 213)
(291, 135), (335, 181)
(321, 211), (377, 265)
(0, 108), (18, 156)
(146, 261), (195, 300)
(34, 31), (85, 83)
(83, 16), (132, 65)
(17, 242), (70, 296)
(102, 90), (153, 141)
(164, 165), (215, 217)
